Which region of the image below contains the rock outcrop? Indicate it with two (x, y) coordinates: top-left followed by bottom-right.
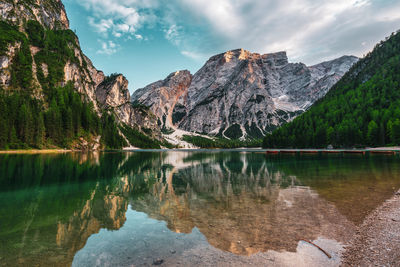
(133, 49), (358, 139)
(0, 42), (20, 88)
(62, 48), (105, 111)
(97, 74), (130, 110)
(132, 70), (192, 129)
(0, 0), (69, 30)
(96, 74), (162, 139)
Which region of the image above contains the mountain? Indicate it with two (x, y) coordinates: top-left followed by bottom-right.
(132, 49), (358, 139)
(263, 30), (400, 148)
(0, 0), (70, 30)
(132, 70), (192, 132)
(0, 0), (162, 149)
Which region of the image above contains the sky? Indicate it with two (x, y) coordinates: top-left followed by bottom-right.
(63, 0), (400, 93)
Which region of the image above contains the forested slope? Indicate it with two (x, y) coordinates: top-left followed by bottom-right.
(0, 21), (127, 149)
(263, 31), (400, 148)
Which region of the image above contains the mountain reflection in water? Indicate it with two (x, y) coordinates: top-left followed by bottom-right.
(0, 152), (399, 266)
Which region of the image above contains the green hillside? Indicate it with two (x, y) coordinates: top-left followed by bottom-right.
(263, 30), (400, 148)
(0, 21), (129, 149)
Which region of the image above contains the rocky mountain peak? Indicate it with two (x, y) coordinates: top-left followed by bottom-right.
(96, 74), (130, 109)
(222, 48), (253, 62)
(163, 69), (192, 89)
(132, 70), (193, 129)
(310, 55), (358, 75)
(211, 49), (289, 67)
(0, 0), (69, 29)
(95, 73), (163, 140)
(133, 49), (358, 139)
(262, 51), (289, 67)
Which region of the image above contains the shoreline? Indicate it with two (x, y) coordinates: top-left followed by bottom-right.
(1, 147), (400, 154)
(264, 147), (400, 154)
(341, 190), (400, 266)
(0, 149), (73, 154)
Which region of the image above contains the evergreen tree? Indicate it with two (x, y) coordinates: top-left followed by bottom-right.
(386, 120), (393, 143)
(17, 104), (29, 144)
(0, 114), (7, 148)
(63, 107), (73, 139)
(0, 97), (7, 148)
(391, 119), (400, 145)
(34, 112), (45, 148)
(367, 120), (379, 146)
(327, 126), (335, 146)
(45, 98), (62, 143)
(9, 126), (18, 148)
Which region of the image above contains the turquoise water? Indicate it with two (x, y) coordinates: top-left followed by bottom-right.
(0, 151), (399, 266)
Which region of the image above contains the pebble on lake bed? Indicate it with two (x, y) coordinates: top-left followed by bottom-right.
(153, 259), (164, 265)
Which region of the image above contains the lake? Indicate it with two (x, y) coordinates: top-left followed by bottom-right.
(0, 151), (399, 266)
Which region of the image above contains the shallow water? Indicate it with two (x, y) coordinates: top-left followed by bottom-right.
(0, 151), (399, 266)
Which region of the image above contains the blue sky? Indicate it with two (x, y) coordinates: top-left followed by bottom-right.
(63, 0), (400, 93)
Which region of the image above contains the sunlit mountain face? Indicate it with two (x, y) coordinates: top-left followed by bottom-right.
(1, 152), (399, 266)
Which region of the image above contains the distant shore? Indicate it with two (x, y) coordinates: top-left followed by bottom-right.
(264, 147), (400, 154)
(0, 149), (72, 154)
(1, 147), (400, 154)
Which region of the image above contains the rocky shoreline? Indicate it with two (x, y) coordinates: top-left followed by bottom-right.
(341, 190), (400, 266)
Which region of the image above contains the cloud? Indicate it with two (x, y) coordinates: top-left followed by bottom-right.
(78, 0), (149, 39)
(177, 0), (243, 37)
(134, 34), (143, 40)
(88, 16), (137, 38)
(180, 50), (206, 61)
(77, 0), (400, 64)
(97, 40), (119, 55)
(187, 0), (400, 64)
(164, 24), (183, 45)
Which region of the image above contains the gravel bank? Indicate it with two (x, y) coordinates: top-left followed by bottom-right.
(341, 190), (400, 266)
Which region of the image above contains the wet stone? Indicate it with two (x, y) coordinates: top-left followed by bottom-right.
(153, 259), (164, 265)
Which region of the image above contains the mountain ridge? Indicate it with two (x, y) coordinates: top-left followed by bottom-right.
(132, 48), (358, 139)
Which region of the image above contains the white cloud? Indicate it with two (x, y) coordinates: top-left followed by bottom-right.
(97, 40), (119, 55)
(164, 24), (183, 45)
(134, 34), (143, 40)
(88, 17), (113, 34)
(79, 0), (147, 39)
(78, 0), (400, 65)
(181, 50), (205, 61)
(180, 0), (400, 64)
(177, 0), (242, 37)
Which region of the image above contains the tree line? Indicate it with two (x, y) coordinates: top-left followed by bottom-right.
(183, 135), (262, 148)
(0, 83), (127, 149)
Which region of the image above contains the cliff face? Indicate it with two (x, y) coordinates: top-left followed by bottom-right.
(133, 49), (358, 139)
(96, 74), (162, 138)
(0, 0), (69, 30)
(0, 0), (104, 112)
(132, 70), (192, 129)
(0, 0), (162, 145)
(0, 42), (20, 88)
(62, 46), (106, 111)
